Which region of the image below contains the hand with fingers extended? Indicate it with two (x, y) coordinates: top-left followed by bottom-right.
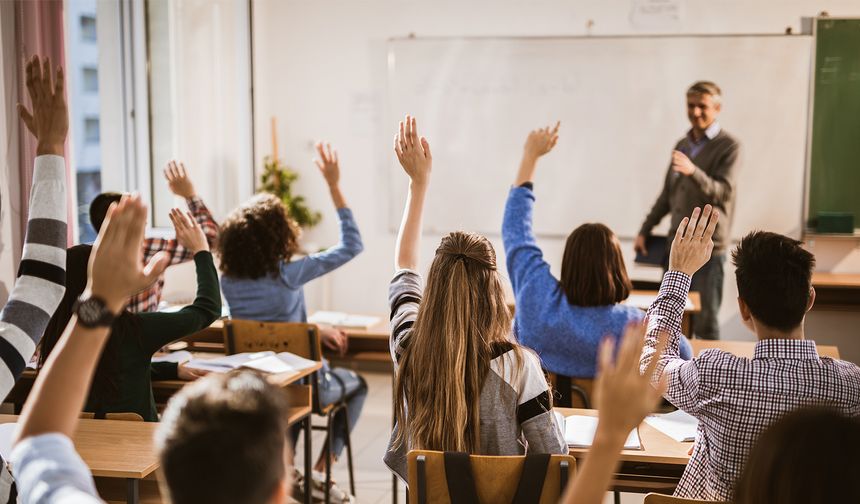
(669, 205), (719, 277)
(593, 322), (668, 439)
(394, 115), (432, 187)
(164, 160), (196, 199)
(169, 208), (209, 254)
(87, 195), (170, 315)
(18, 55), (68, 156)
(523, 121), (560, 160)
(314, 142), (341, 188)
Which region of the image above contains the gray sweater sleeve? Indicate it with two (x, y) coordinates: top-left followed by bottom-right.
(0, 155), (67, 399)
(517, 351), (567, 454)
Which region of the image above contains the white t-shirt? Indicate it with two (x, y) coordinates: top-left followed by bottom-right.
(10, 433), (101, 503)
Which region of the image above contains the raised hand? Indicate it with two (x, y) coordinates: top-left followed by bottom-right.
(394, 115), (432, 187)
(164, 160), (197, 199)
(18, 56), (68, 156)
(668, 205), (719, 276)
(523, 121), (560, 160)
(88, 195), (170, 314)
(169, 208), (209, 254)
(593, 322), (667, 438)
(671, 150), (696, 176)
(314, 143), (340, 187)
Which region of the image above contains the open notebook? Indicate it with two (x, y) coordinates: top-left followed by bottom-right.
(184, 351), (317, 375)
(644, 409), (698, 442)
(554, 412), (642, 450)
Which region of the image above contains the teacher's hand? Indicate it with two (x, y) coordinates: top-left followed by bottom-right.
(634, 234), (648, 256)
(671, 150), (696, 176)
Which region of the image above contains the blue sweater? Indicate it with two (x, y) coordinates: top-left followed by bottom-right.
(502, 186), (691, 378)
(221, 207), (364, 322)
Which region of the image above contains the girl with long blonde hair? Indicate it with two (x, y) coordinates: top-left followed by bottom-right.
(384, 116), (566, 481)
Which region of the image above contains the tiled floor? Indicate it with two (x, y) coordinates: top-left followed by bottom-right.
(294, 371), (646, 504)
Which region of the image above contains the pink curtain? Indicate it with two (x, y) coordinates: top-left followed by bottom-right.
(15, 0), (74, 246)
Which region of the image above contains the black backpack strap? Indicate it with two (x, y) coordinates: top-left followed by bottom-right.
(443, 452), (480, 504)
(511, 453), (551, 504)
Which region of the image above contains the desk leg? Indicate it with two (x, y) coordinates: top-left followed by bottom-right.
(126, 479), (139, 504)
(304, 414), (312, 504)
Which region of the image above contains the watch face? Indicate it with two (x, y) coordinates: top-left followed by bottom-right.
(78, 299), (103, 324)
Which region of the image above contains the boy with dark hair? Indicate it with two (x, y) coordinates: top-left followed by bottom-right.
(157, 371), (292, 504)
(640, 206), (860, 501)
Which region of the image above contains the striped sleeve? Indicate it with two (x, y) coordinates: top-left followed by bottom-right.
(388, 269), (422, 365)
(513, 351), (567, 454)
(0, 155), (66, 399)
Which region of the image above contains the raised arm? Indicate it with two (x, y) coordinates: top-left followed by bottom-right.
(502, 123), (559, 293)
(15, 195), (169, 442)
(0, 56), (68, 400)
(640, 205), (718, 413)
(393, 115), (432, 271)
(139, 209), (221, 354)
(282, 143), (364, 285)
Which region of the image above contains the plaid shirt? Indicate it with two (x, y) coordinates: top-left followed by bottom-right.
(127, 196), (219, 313)
(641, 271), (860, 501)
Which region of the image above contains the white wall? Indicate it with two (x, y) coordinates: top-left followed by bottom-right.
(0, 0), (21, 307)
(235, 0), (860, 361)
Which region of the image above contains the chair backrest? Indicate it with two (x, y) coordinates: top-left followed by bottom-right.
(407, 450), (576, 504)
(223, 319), (322, 361)
(545, 372), (593, 409)
(80, 412), (144, 422)
(643, 493), (728, 504)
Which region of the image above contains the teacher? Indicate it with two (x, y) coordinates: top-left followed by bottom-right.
(635, 81), (740, 340)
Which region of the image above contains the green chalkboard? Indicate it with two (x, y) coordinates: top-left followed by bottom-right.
(808, 18), (860, 232)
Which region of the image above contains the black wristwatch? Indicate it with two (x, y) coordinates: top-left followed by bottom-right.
(73, 295), (117, 328)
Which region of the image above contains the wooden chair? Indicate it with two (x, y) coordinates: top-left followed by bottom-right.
(545, 372), (593, 409)
(224, 319), (356, 503)
(644, 493), (728, 504)
(79, 412), (144, 421)
(407, 450), (575, 504)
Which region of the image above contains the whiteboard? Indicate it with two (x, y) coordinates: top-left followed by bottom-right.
(387, 36), (812, 239)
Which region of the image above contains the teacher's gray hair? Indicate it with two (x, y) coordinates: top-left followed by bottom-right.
(687, 81), (722, 103)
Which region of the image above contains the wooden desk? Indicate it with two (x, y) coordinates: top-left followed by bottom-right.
(690, 339), (841, 360)
(557, 408), (691, 494)
(811, 272), (860, 311)
(0, 415), (159, 504)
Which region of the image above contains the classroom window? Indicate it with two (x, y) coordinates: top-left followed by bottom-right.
(82, 67), (98, 92)
(84, 118), (100, 143)
(80, 15), (97, 42)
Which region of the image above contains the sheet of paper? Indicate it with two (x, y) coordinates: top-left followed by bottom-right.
(241, 355), (297, 374)
(308, 311), (380, 329)
(564, 415), (641, 450)
(0, 423), (16, 460)
(151, 350), (193, 364)
(185, 351), (275, 373)
(275, 352), (318, 371)
(644, 409), (698, 442)
(626, 293), (694, 311)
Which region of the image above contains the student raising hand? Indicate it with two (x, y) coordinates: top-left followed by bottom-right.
(515, 121), (559, 186)
(560, 322), (667, 504)
(18, 55), (68, 156)
(394, 115), (432, 187)
(669, 204), (719, 277)
(169, 208), (209, 254)
(314, 142), (349, 209)
(164, 160), (197, 199)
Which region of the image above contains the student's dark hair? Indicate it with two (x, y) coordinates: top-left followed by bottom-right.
(734, 407), (860, 504)
(217, 193), (301, 279)
(90, 192), (123, 233)
(560, 223), (632, 307)
(156, 371), (290, 504)
(39, 244), (139, 411)
(732, 231), (815, 331)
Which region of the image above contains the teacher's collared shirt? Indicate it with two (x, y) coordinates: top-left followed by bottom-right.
(684, 121), (721, 159)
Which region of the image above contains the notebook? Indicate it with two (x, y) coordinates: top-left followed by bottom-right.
(308, 311), (380, 329)
(184, 351), (317, 375)
(555, 412), (642, 450)
(644, 409), (698, 442)
(634, 235), (668, 267)
(151, 350), (193, 364)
